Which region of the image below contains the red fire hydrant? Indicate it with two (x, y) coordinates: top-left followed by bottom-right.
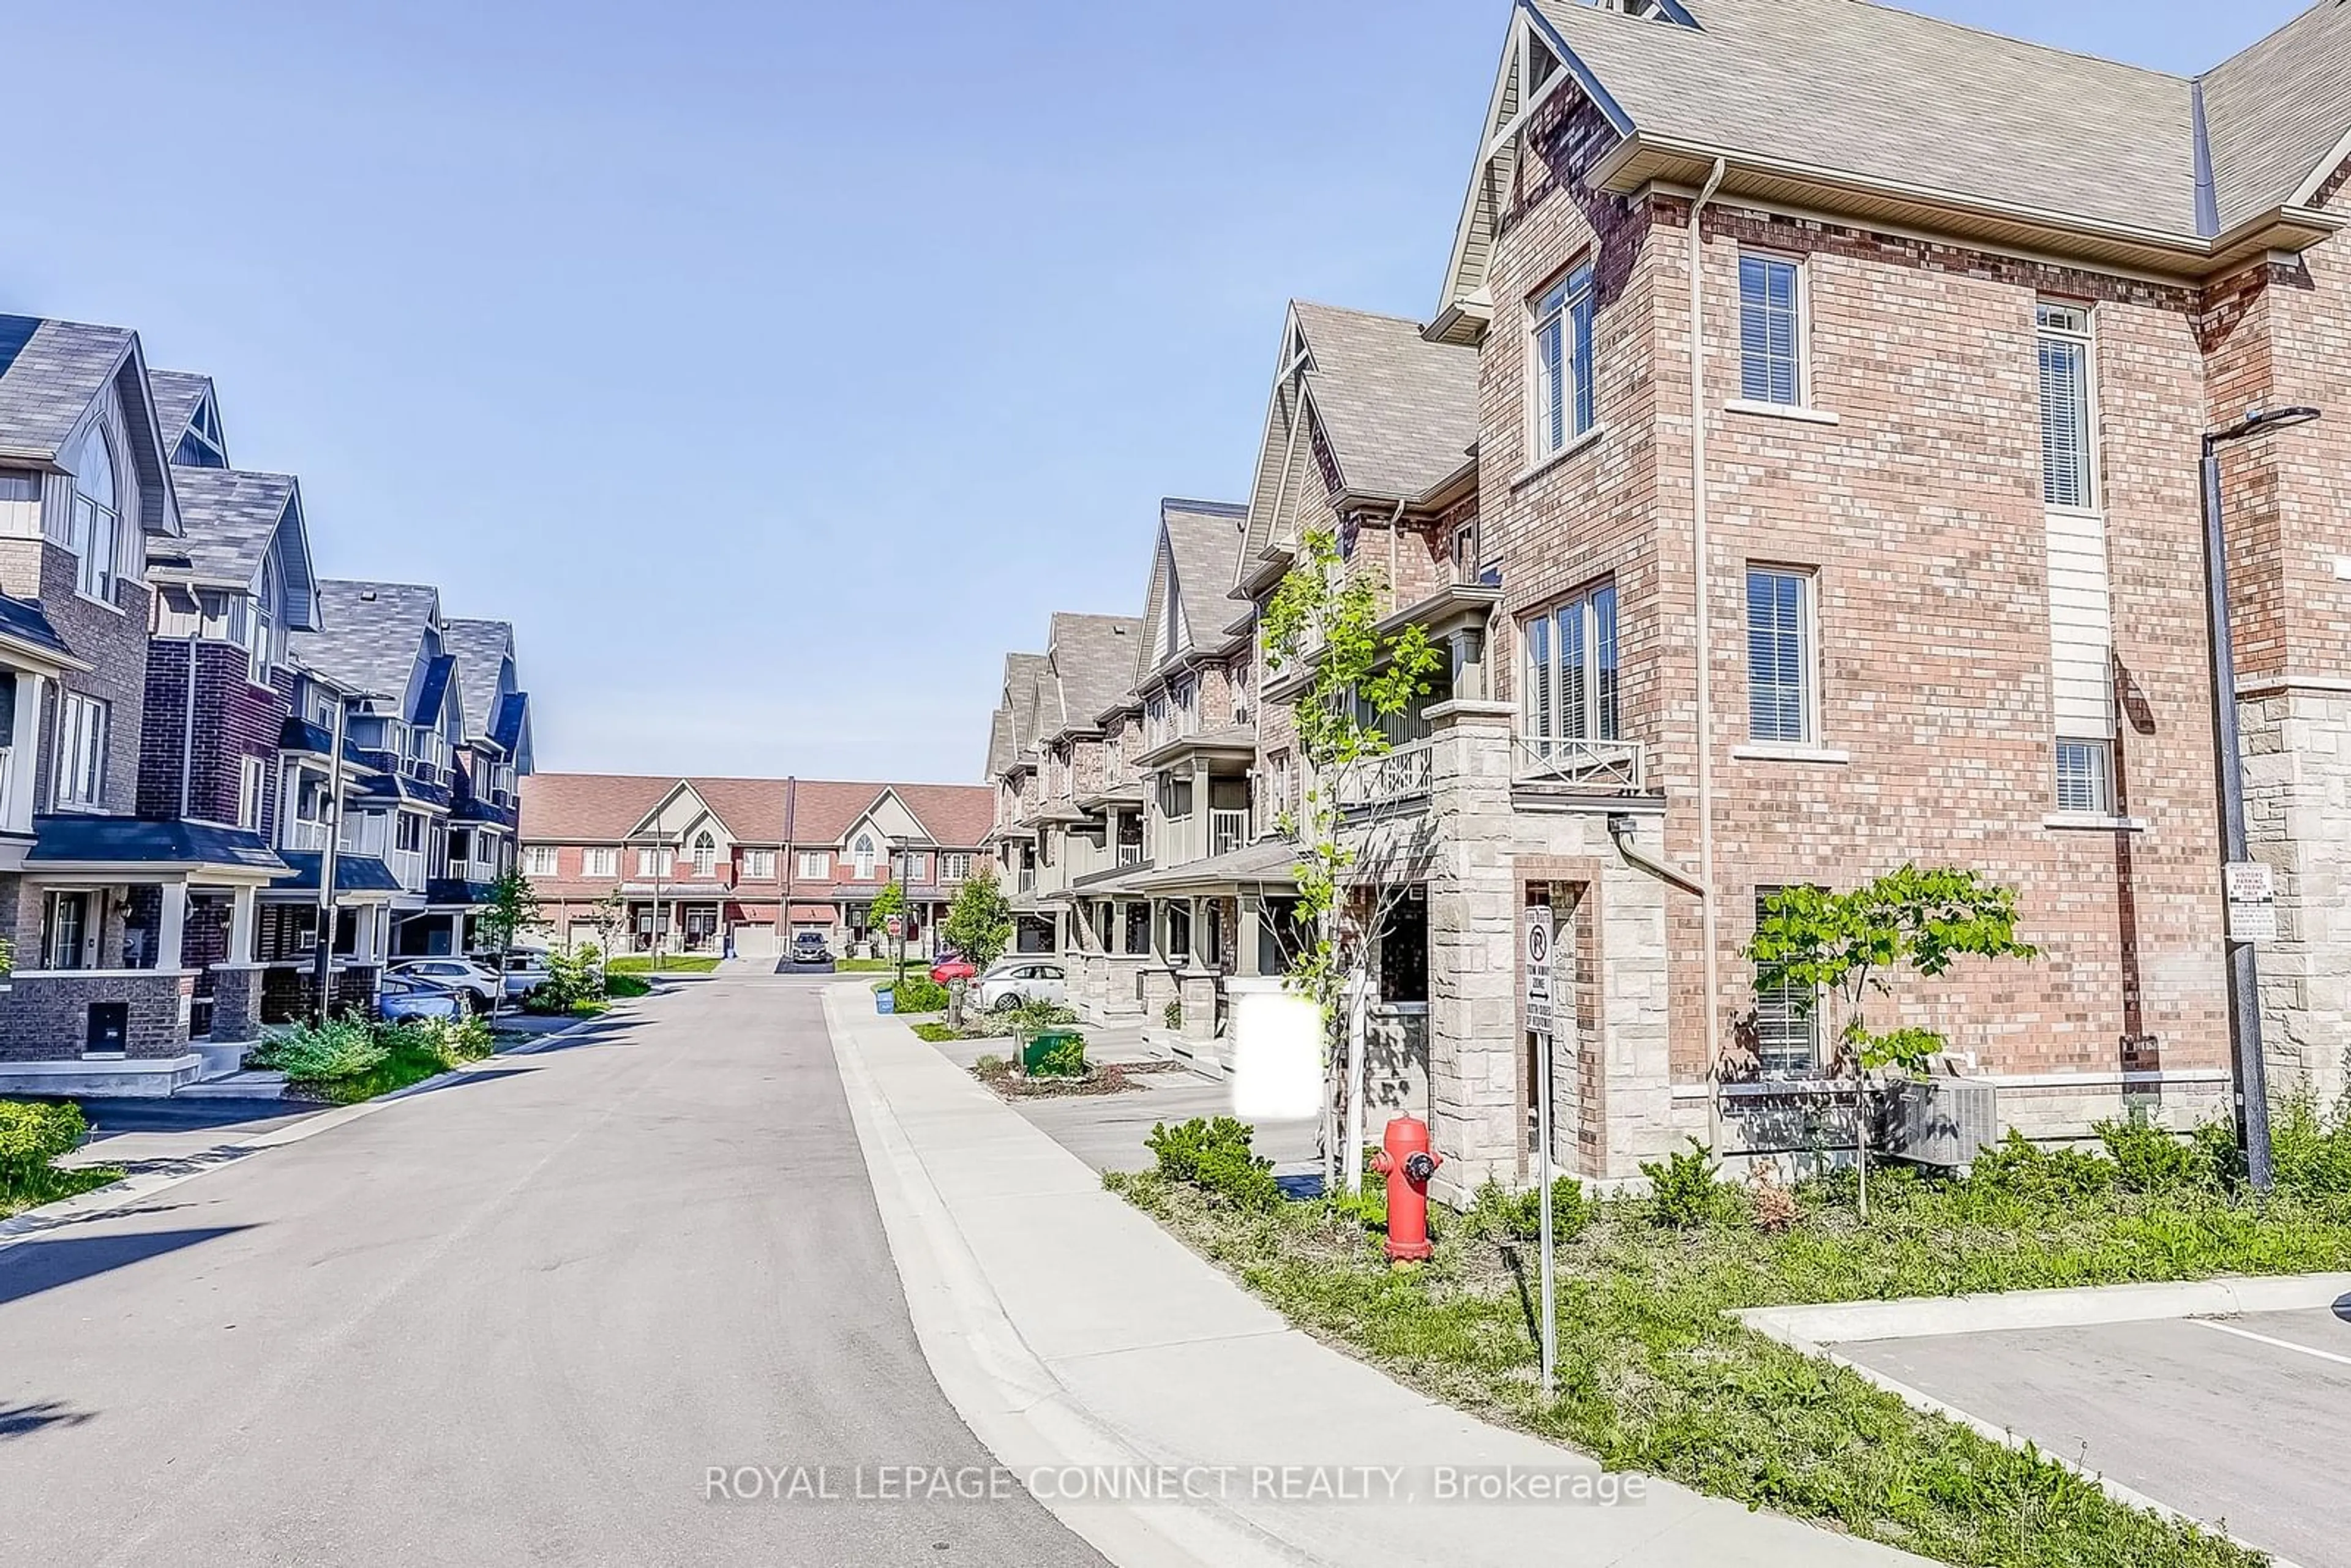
(1372, 1115), (1442, 1262)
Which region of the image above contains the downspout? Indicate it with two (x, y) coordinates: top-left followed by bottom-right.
(1690, 157), (1728, 1150)
(1609, 814), (1708, 901)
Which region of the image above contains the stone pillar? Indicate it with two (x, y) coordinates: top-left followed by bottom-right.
(1422, 699), (1520, 1205)
(1178, 970), (1219, 1043)
(2241, 684), (2351, 1107)
(1139, 965), (1179, 1032)
(156, 879), (189, 972)
(208, 965), (264, 1048)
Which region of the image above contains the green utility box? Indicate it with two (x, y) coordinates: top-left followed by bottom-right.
(1021, 1029), (1083, 1075)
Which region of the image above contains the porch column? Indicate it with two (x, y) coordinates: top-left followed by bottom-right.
(353, 901), (381, 965)
(228, 883), (257, 963)
(157, 878), (189, 972)
(4, 672), (42, 831)
(1237, 899), (1264, 978)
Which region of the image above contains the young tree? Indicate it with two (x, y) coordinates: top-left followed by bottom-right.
(868, 879), (907, 964)
(1261, 527), (1443, 1194)
(943, 864), (1014, 971)
(1747, 865), (2038, 1218)
(478, 871), (544, 1022)
(587, 887), (628, 955)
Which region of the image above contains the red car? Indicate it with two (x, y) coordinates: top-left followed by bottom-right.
(931, 956), (977, 985)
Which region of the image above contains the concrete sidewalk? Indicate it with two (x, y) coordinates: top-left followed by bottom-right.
(822, 987), (1929, 1568)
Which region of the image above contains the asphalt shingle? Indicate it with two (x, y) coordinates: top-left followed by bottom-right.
(1290, 302), (1479, 500)
(291, 579), (441, 701)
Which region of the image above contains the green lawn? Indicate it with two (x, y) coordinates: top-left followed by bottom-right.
(1111, 1106), (2351, 1568)
(606, 954), (721, 975)
(834, 956), (928, 973)
(1, 1162), (124, 1221)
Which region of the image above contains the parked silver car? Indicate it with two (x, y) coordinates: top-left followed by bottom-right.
(389, 958), (500, 1011)
(974, 958), (1067, 1013)
(378, 972), (468, 1022)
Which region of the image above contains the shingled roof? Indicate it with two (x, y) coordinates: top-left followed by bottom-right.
(1002, 651), (1051, 765)
(1043, 612), (1141, 740)
(158, 468), (294, 585)
(0, 315), (179, 538)
(2202, 0), (2351, 231)
(984, 707), (1014, 780)
(292, 580), (440, 700)
(1289, 302), (1478, 500)
(442, 618), (517, 740)
(147, 370), (214, 451)
(1138, 500), (1248, 686)
(520, 774), (994, 849)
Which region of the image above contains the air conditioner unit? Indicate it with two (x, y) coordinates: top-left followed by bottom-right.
(1877, 1076), (1999, 1170)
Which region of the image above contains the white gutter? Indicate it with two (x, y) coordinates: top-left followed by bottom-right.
(1690, 157), (1727, 1136)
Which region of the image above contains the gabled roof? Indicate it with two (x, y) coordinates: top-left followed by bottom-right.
(147, 370), (214, 449)
(1441, 0), (2351, 318)
(1003, 651), (1051, 763)
(519, 774), (994, 850)
(291, 579), (441, 700)
(442, 618), (518, 740)
(0, 315), (180, 537)
(1138, 499), (1247, 685)
(2202, 0), (2351, 230)
(152, 466), (321, 632)
(1043, 612), (1141, 740)
(985, 707), (1014, 780)
(1287, 302), (1478, 501)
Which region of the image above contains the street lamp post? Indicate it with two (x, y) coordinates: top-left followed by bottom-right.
(2199, 403), (2320, 1193)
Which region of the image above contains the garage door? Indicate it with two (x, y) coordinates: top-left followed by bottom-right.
(732, 923), (777, 958)
(567, 922), (602, 951)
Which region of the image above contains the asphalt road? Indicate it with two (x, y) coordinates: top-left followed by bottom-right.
(1840, 1304), (2351, 1567)
(0, 973), (1103, 1567)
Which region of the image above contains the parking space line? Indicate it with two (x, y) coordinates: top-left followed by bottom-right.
(2194, 1318), (2351, 1368)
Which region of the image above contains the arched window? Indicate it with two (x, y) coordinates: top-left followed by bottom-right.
(69, 423), (119, 601)
(692, 831), (716, 877)
(853, 833), (876, 880)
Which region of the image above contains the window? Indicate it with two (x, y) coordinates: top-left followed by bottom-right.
(745, 849), (776, 879)
(1738, 254), (1804, 406)
(43, 891), (94, 970)
(448, 828), (476, 869)
(636, 846), (675, 877)
(2038, 302), (2095, 510)
(1452, 520), (1481, 585)
(1520, 582), (1619, 753)
(238, 756), (265, 831)
(395, 812), (424, 853)
(52, 692), (108, 809)
(1753, 889), (1820, 1076)
(1377, 895), (1429, 1005)
(941, 852), (971, 882)
(583, 847), (618, 877)
(853, 834), (877, 879)
(0, 468), (38, 501)
(2055, 738), (2114, 815)
(524, 845), (560, 877)
(798, 850), (830, 880)
(1745, 568), (1815, 744)
(67, 424), (120, 602)
(692, 831), (716, 877)
(1530, 261), (1597, 460)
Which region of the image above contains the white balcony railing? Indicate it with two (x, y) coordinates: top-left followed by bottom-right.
(1513, 734), (1646, 792)
(1209, 808), (1250, 857)
(390, 849), (428, 890)
(284, 818), (331, 853)
(1117, 840), (1143, 867)
(1333, 737), (1434, 811)
(1017, 866), (1037, 895)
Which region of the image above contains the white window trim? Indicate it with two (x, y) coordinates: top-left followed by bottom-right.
(798, 850), (831, 880)
(1526, 259), (1597, 466)
(51, 692), (109, 811)
(1519, 580), (1622, 750)
(583, 847), (619, 878)
(1744, 565), (1821, 748)
(1735, 247), (1812, 411)
(523, 845), (560, 877)
(237, 755), (265, 832)
(2037, 299), (2100, 516)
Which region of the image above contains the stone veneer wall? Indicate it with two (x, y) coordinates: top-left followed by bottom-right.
(2241, 684), (2351, 1106)
(0, 971), (190, 1062)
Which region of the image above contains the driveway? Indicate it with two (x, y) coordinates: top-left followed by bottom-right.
(1839, 1301), (2351, 1567)
(0, 974), (1100, 1567)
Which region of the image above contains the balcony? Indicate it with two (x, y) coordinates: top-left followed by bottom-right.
(1017, 866), (1037, 896)
(284, 818), (331, 853)
(1513, 734), (1646, 792)
(389, 848), (428, 890)
(1333, 737), (1434, 812)
(1209, 808), (1250, 857)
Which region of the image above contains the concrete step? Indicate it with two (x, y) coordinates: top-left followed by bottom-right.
(176, 1070), (287, 1100)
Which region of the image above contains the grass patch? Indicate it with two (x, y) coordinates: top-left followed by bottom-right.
(1108, 1108), (2351, 1568)
(607, 954), (721, 975)
(1, 1100), (123, 1219)
(835, 957), (926, 973)
(605, 972), (652, 998)
(259, 1015), (498, 1105)
(910, 1021), (961, 1043)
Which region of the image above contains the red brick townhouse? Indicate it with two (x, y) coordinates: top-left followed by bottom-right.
(974, 0), (2351, 1196)
(519, 774), (993, 959)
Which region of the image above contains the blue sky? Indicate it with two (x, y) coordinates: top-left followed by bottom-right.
(0, 0), (2314, 782)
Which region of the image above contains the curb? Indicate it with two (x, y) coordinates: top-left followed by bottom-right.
(1734, 1272), (2351, 1345)
(0, 1007), (621, 1255)
(819, 985), (1310, 1568)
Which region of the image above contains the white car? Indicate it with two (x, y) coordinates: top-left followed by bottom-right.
(391, 958), (500, 1011)
(501, 949), (553, 999)
(974, 958), (1067, 1013)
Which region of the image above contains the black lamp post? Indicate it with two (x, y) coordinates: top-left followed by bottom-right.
(2200, 403), (2319, 1192)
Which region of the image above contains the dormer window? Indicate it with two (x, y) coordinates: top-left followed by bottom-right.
(67, 423), (120, 602)
(692, 831), (716, 877)
(176, 395), (227, 469)
(853, 833), (877, 880)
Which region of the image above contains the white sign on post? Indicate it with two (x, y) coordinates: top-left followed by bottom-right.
(2225, 860), (2278, 943)
(1523, 902), (1558, 1397)
(1524, 906), (1554, 1038)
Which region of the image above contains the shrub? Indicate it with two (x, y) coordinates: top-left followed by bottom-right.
(0, 1100), (87, 1185)
(1464, 1176), (1591, 1244)
(1967, 1128), (2115, 1201)
(1640, 1139), (1733, 1228)
(973, 999), (1079, 1038)
(606, 972), (652, 999)
(1749, 1167), (1802, 1233)
(1029, 1037), (1087, 1078)
(2096, 1116), (2204, 1193)
(1198, 1147), (1281, 1212)
(250, 1015), (388, 1082)
(2273, 1085), (2351, 1198)
(1144, 1118), (1282, 1212)
(1163, 1001), (1183, 1031)
(890, 975), (950, 1013)
(528, 945), (607, 1013)
(973, 1053), (1010, 1079)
